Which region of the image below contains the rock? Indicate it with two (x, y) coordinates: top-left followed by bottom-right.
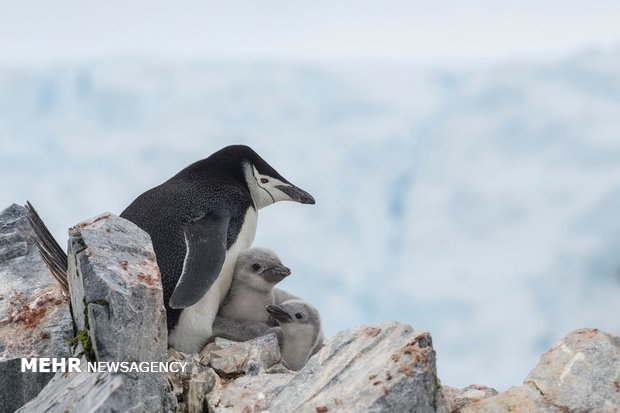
(167, 334), (283, 412)
(442, 384), (498, 411)
(186, 363), (220, 413)
(207, 373), (294, 412)
(525, 328), (620, 411)
(209, 333), (282, 377)
(16, 370), (124, 412)
(460, 383), (556, 413)
(67, 212), (168, 364)
(166, 348), (220, 413)
(461, 328), (620, 413)
(17, 370), (177, 413)
(0, 204), (73, 412)
(21, 212), (173, 412)
(207, 322), (447, 413)
(273, 322), (446, 413)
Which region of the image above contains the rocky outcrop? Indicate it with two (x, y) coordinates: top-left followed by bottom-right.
(16, 368), (177, 413)
(441, 385), (498, 411)
(166, 334), (290, 413)
(448, 328), (620, 412)
(0, 204), (73, 412)
(166, 334), (285, 413)
(525, 328), (620, 411)
(66, 212), (168, 365)
(166, 323), (449, 413)
(2, 203), (619, 413)
(168, 323), (620, 413)
(201, 322), (447, 413)
(207, 333), (283, 377)
(167, 348), (220, 413)
(18, 212), (175, 413)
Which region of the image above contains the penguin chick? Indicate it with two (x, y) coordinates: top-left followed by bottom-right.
(218, 247), (291, 324)
(266, 299), (323, 371)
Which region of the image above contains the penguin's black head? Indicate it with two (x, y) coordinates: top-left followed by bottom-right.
(228, 145), (315, 209)
(184, 145), (315, 208)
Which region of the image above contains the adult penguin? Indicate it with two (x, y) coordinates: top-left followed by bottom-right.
(120, 145), (315, 353)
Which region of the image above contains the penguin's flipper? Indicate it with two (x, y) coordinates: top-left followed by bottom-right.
(169, 213), (231, 309)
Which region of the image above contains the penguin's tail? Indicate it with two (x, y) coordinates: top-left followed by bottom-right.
(25, 201), (70, 296)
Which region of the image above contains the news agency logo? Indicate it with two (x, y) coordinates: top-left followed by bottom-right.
(21, 358), (189, 373)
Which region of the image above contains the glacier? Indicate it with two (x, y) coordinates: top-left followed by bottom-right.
(1, 51), (620, 389)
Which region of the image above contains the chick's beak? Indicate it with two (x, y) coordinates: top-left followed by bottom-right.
(264, 265), (291, 283)
(265, 305), (292, 323)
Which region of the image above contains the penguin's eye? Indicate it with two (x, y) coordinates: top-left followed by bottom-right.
(295, 313), (303, 320)
(251, 263), (261, 272)
(260, 178), (269, 184)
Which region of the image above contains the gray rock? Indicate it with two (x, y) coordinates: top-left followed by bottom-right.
(442, 384), (499, 412)
(207, 373), (293, 413)
(460, 382), (559, 413)
(461, 328), (620, 413)
(67, 212), (168, 364)
(186, 363), (220, 413)
(166, 348), (220, 413)
(207, 322), (446, 413)
(208, 333), (282, 377)
(16, 370), (124, 413)
(0, 204), (73, 412)
(17, 370), (178, 413)
(525, 328), (620, 412)
(20, 212), (173, 412)
(274, 322), (445, 413)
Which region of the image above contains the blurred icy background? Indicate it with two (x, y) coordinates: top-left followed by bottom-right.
(2, 0), (620, 390)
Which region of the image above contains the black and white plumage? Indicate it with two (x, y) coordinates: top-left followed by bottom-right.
(120, 145), (315, 353)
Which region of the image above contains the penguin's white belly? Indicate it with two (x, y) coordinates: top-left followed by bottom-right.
(168, 207), (257, 353)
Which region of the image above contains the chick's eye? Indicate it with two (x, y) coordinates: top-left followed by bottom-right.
(295, 313), (303, 319)
(260, 178), (269, 184)
(252, 264), (261, 271)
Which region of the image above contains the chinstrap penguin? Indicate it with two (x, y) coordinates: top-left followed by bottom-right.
(120, 145), (315, 353)
(266, 299), (324, 371)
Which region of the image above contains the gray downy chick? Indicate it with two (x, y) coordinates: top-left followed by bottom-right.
(218, 247), (291, 323)
(266, 299), (323, 371)
(210, 247), (291, 343)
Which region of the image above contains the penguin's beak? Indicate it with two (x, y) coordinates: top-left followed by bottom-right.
(265, 305), (292, 323)
(276, 185), (315, 205)
(264, 265), (291, 283)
